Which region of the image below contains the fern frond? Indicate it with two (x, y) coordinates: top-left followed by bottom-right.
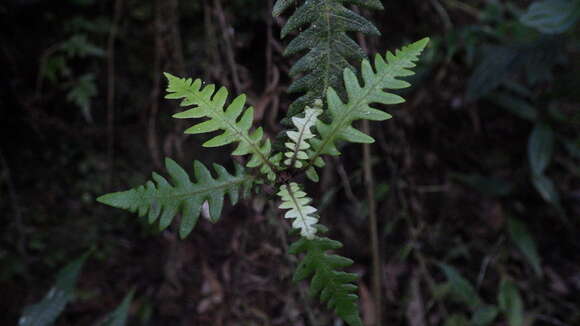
(284, 99), (323, 169)
(309, 38), (429, 165)
(278, 182), (319, 239)
(97, 158), (254, 239)
(289, 237), (361, 326)
(273, 0), (383, 117)
(164, 73), (278, 180)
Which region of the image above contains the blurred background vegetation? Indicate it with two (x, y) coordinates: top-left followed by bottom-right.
(0, 0), (579, 325)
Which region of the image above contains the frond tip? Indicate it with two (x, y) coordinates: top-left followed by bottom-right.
(97, 158), (254, 239)
(277, 182), (319, 239)
(289, 237), (362, 326)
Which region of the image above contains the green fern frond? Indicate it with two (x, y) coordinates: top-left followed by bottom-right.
(273, 0), (383, 117)
(278, 182), (319, 239)
(97, 158), (254, 239)
(289, 237), (361, 326)
(309, 38), (429, 165)
(284, 99), (323, 169)
(164, 72), (278, 180)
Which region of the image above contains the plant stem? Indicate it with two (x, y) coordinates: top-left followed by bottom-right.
(106, 0), (123, 185)
(275, 218), (318, 326)
(362, 119), (383, 326)
(354, 11), (383, 323)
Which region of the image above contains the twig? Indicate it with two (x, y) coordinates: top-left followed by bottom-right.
(265, 0), (282, 132)
(214, 0), (242, 94)
(148, 0), (165, 168)
(430, 0), (453, 30)
(476, 236), (504, 290)
(443, 0), (481, 18)
(401, 187), (449, 319)
(275, 216), (318, 326)
(405, 222), (449, 319)
(333, 157), (359, 204)
(106, 0), (123, 185)
(149, 0), (187, 165)
(204, 0), (219, 81)
(35, 43), (60, 99)
(362, 120), (383, 326)
(354, 8), (383, 324)
(167, 0), (187, 161)
(0, 149), (26, 259)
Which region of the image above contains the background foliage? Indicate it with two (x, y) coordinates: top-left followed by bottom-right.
(0, 0), (578, 325)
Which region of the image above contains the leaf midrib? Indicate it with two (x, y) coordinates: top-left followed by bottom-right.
(145, 175), (251, 201)
(287, 185), (315, 237)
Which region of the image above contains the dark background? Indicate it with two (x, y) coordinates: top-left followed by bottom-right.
(1, 0), (579, 325)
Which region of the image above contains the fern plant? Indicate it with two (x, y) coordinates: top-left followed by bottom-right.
(273, 0), (383, 118)
(98, 2), (428, 324)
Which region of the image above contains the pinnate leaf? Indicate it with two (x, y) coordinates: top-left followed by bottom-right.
(289, 237), (361, 326)
(284, 99), (323, 169)
(278, 182), (319, 239)
(310, 38), (429, 164)
(97, 158), (253, 239)
(274, 0), (383, 117)
(164, 72), (277, 180)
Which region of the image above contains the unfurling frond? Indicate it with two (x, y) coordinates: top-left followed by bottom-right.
(284, 99), (323, 169)
(97, 158), (254, 239)
(309, 38), (429, 165)
(289, 237), (362, 326)
(164, 73), (277, 180)
(273, 0), (383, 117)
(277, 182), (318, 239)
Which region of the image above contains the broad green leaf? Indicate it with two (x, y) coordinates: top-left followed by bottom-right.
(507, 217), (542, 277)
(498, 279), (524, 326)
(531, 174), (561, 207)
(101, 289), (135, 326)
(488, 92), (537, 121)
(439, 263), (481, 309)
(19, 253), (90, 326)
(471, 305), (499, 326)
(528, 123), (555, 175)
(520, 0), (580, 34)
